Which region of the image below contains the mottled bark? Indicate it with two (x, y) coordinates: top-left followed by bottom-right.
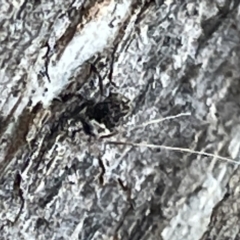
(1, 0), (240, 239)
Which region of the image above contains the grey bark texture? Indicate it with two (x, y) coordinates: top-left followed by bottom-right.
(1, 0), (240, 239)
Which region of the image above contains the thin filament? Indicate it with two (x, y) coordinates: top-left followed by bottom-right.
(106, 140), (239, 165)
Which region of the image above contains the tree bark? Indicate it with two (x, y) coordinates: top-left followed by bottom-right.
(1, 0), (240, 239)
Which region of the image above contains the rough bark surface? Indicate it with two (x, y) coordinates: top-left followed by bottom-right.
(1, 0), (240, 239)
